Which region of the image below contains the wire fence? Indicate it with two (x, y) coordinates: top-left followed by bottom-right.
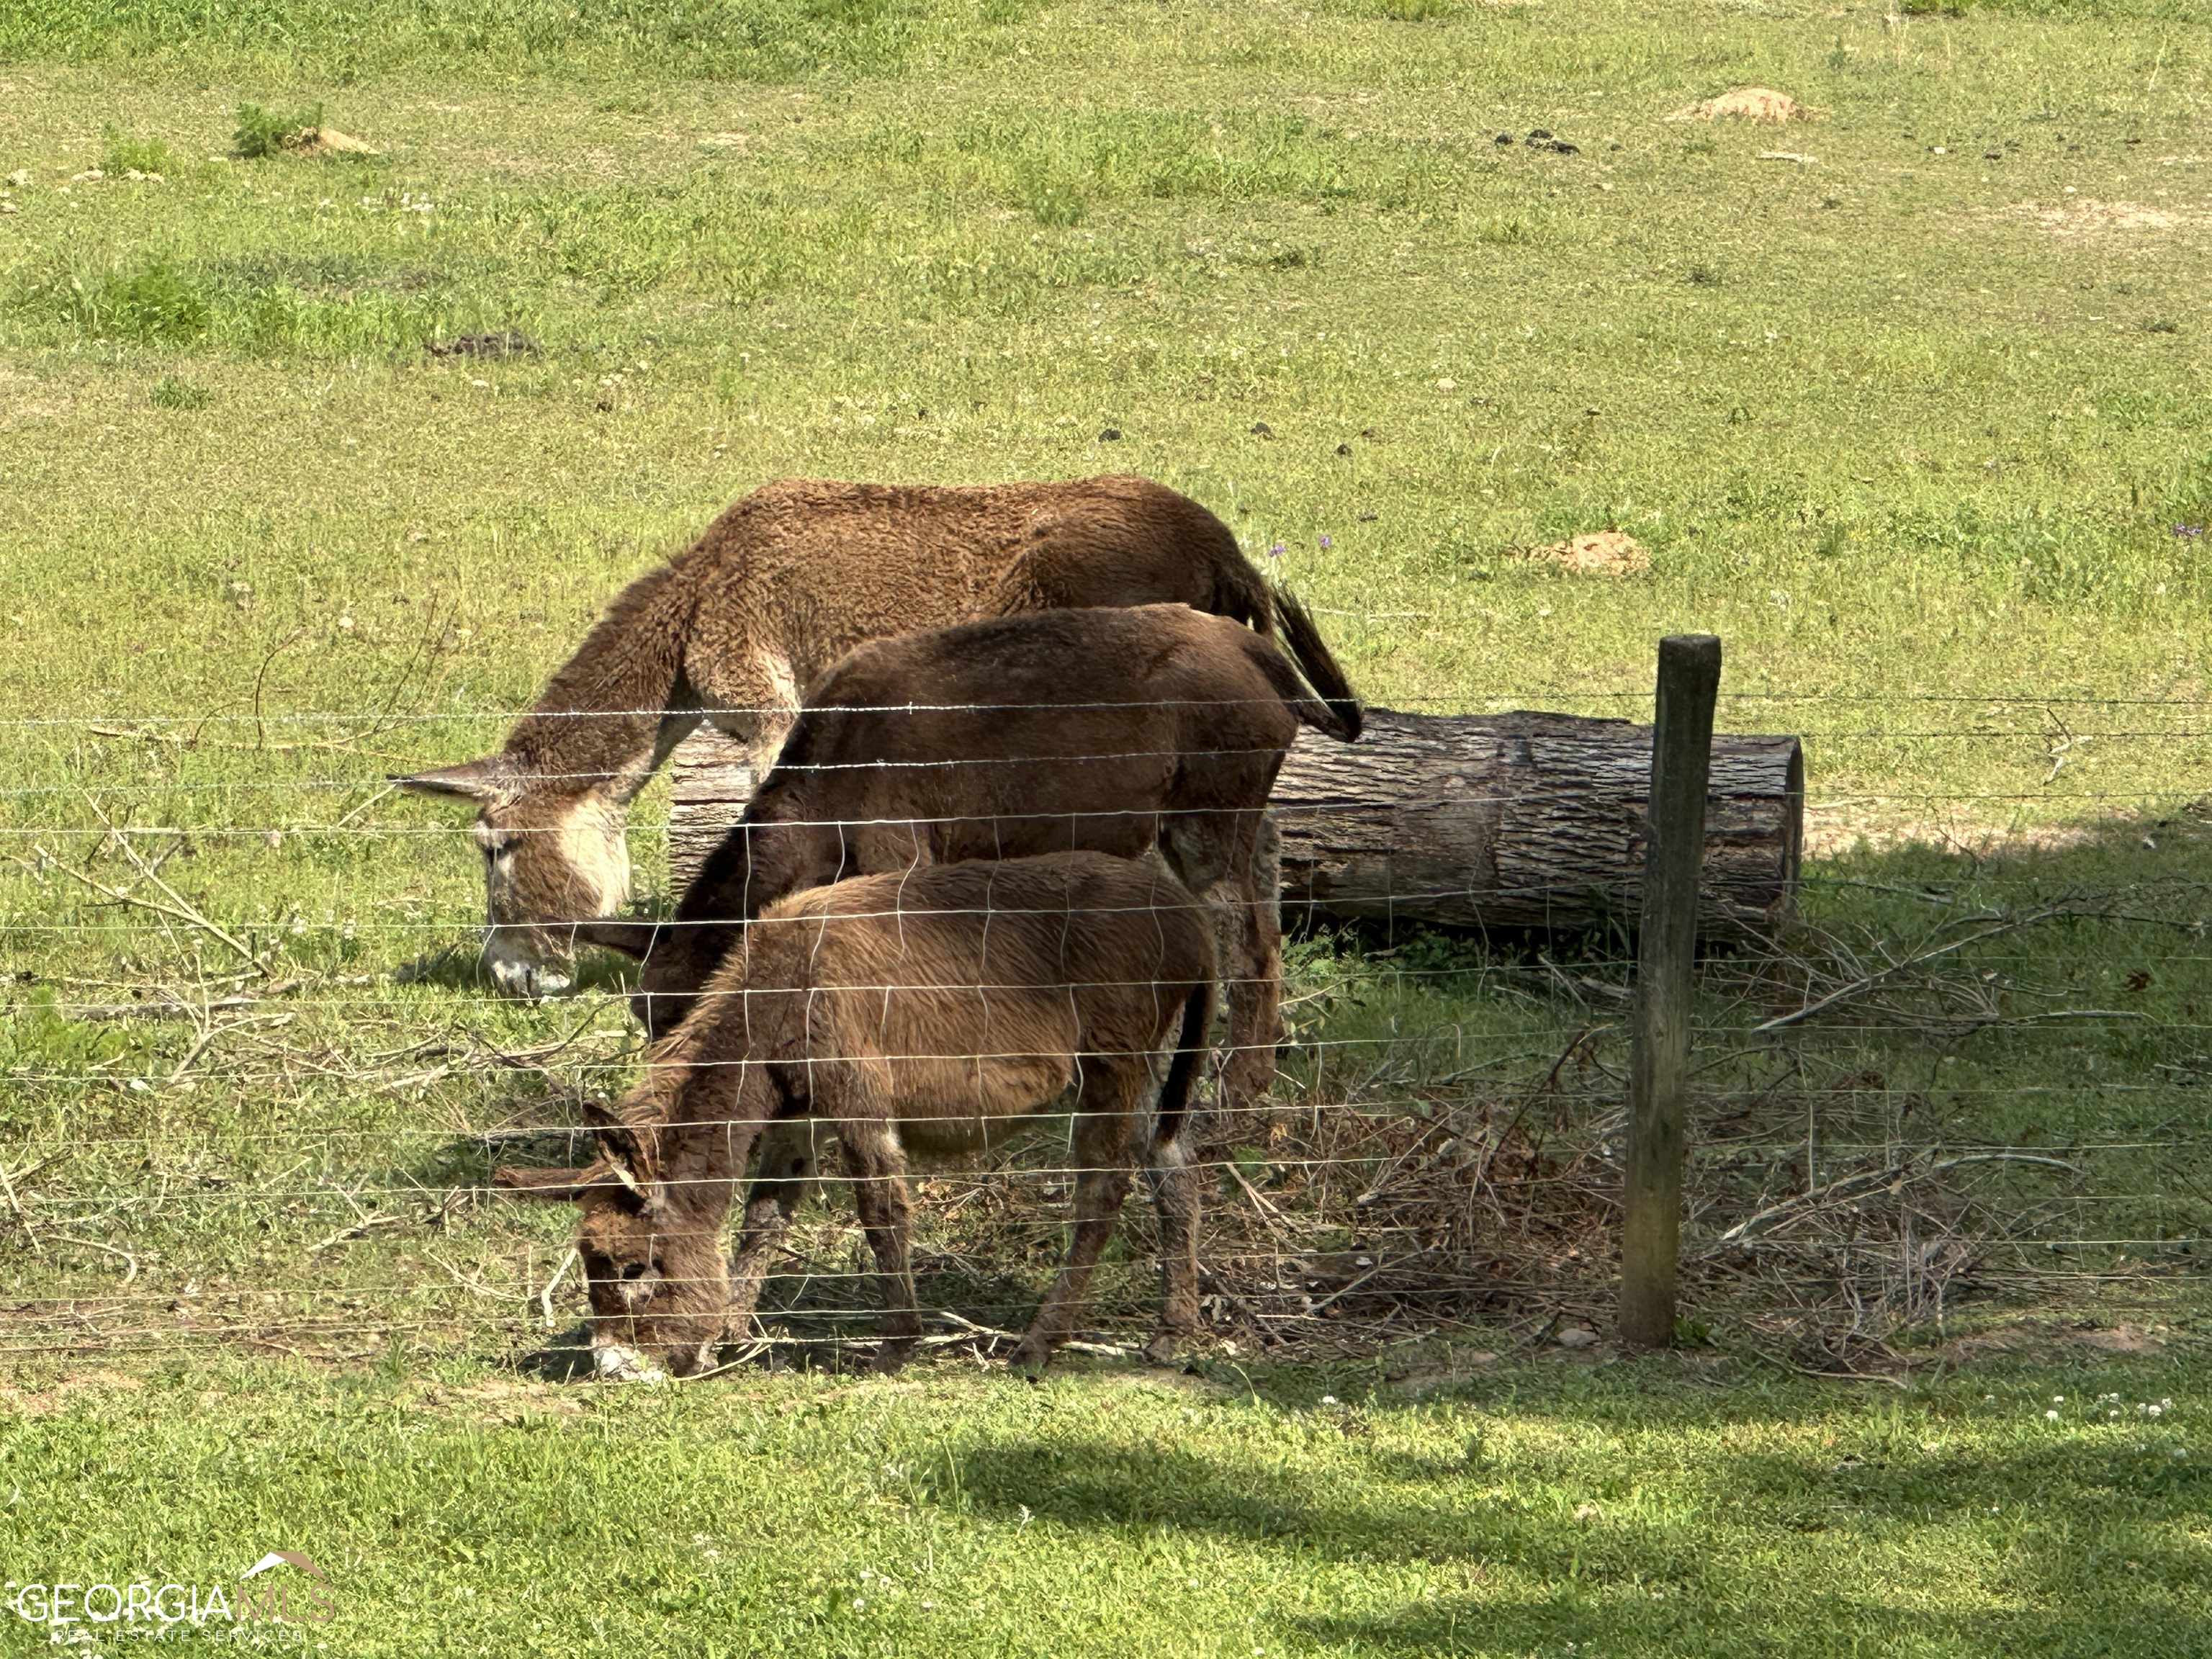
(3, 683), (2208, 1380)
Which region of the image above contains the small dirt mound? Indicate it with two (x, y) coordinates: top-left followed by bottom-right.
(294, 127), (379, 156)
(1668, 88), (1806, 125)
(1537, 531), (1647, 575)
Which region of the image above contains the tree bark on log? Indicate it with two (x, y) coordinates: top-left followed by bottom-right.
(1270, 709), (1802, 938)
(665, 709), (1803, 938)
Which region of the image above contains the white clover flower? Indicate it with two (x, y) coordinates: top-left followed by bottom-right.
(2046, 1410), (2060, 1421)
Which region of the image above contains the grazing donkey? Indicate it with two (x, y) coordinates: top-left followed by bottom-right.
(572, 599), (1361, 1109)
(394, 474), (1324, 997)
(498, 852), (1216, 1378)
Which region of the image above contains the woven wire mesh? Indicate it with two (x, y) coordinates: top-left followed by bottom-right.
(4, 683), (2206, 1379)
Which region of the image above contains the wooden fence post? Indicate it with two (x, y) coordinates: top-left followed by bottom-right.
(1619, 633), (1723, 1350)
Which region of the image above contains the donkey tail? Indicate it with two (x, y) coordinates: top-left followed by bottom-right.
(1210, 537), (1276, 637)
(1268, 582), (1363, 742)
(1153, 979), (1217, 1156)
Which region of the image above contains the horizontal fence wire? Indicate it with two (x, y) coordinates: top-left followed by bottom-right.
(4, 687), (2208, 1377)
(8, 686), (2212, 726)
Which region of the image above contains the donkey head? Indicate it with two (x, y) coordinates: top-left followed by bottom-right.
(496, 1112), (729, 1377)
(394, 757), (633, 998)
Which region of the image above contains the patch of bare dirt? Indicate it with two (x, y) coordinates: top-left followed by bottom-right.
(1936, 1319), (2171, 1364)
(1802, 811), (2098, 860)
(2013, 197), (2209, 245)
(1536, 531), (1648, 575)
(1667, 88), (1809, 125)
(425, 1378), (584, 1417)
(1387, 1351), (1501, 1396)
(0, 1369), (146, 1416)
(0, 374), (68, 428)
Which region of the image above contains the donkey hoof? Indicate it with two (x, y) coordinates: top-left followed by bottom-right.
(1007, 1340), (1055, 1378)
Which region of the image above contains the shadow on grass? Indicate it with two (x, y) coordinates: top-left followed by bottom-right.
(936, 1379), (2210, 1656)
(516, 1321), (597, 1382)
(390, 938), (637, 998)
(1289, 1591), (2211, 1658)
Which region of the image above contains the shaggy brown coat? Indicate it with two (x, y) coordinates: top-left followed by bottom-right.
(500, 852), (1215, 1377)
(575, 601), (1359, 1106)
(394, 475), (1310, 995)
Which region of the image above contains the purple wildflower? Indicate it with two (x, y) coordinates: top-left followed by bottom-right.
(1267, 542), (1286, 560)
(1318, 534), (1331, 549)
(2175, 523), (2205, 538)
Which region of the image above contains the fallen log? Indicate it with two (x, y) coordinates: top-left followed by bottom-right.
(1269, 709), (1802, 938)
(663, 709), (1803, 938)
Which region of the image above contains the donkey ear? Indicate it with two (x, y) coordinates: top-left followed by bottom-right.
(579, 1098), (626, 1132)
(571, 920), (661, 961)
(390, 757), (515, 803)
(493, 1165), (597, 1201)
(591, 1141), (665, 1213)
(581, 1100), (660, 1184)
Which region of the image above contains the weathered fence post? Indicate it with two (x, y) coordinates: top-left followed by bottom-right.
(1619, 634), (1722, 1349)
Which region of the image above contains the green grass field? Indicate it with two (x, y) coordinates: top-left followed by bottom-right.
(3, 1354), (2205, 1656)
(2, 0), (2210, 1653)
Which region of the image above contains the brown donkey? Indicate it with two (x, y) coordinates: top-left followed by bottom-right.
(499, 852), (1216, 1377)
(392, 474), (1337, 996)
(574, 600), (1359, 1109)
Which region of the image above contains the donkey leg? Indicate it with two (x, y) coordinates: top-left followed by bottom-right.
(1010, 1065), (1142, 1375)
(1142, 1128), (1203, 1364)
(1158, 814), (1256, 1141)
(724, 1121), (825, 1336)
(1217, 812), (1285, 1124)
(839, 1128), (921, 1373)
